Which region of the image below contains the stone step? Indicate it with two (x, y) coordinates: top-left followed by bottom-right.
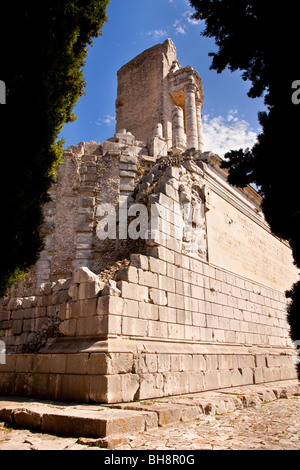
(0, 400), (157, 448)
(0, 380), (299, 448)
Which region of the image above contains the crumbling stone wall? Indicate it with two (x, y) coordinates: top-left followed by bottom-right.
(0, 149), (298, 403)
(116, 39), (177, 145)
(0, 40), (298, 404)
(116, 39), (204, 152)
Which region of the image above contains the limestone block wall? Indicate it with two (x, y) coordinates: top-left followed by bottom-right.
(0, 254), (296, 403)
(0, 150), (298, 403)
(4, 133), (151, 302)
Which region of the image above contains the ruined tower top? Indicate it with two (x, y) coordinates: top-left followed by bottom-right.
(115, 39), (204, 154)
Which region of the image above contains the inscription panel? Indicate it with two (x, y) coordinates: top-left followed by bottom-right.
(206, 190), (299, 291)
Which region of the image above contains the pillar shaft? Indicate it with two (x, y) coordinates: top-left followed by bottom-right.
(196, 100), (204, 153)
(185, 83), (198, 150)
(172, 106), (186, 149)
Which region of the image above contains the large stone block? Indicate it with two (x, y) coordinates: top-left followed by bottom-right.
(70, 298), (97, 318)
(158, 274), (175, 292)
(73, 267), (100, 284)
(122, 317), (148, 337)
(148, 320), (168, 338)
(130, 253), (149, 270)
(87, 353), (108, 375)
(167, 292), (184, 309)
(97, 295), (123, 316)
(117, 281), (149, 302)
(149, 288), (167, 306)
(158, 306), (177, 323)
(188, 371), (205, 393)
(65, 354), (90, 375)
(163, 371), (190, 396)
(90, 374), (140, 403)
(59, 319), (77, 336)
(101, 280), (121, 297)
(136, 373), (164, 400)
(7, 297), (23, 310)
(148, 246), (174, 264)
(59, 374), (90, 402)
(68, 283), (79, 301)
(78, 280), (105, 300)
(138, 302), (159, 320)
(76, 316), (108, 336)
(106, 353), (134, 375)
(116, 266), (138, 284)
(134, 354), (158, 374)
(138, 270), (158, 288)
(149, 257), (167, 275)
(0, 372), (16, 395)
(204, 370), (220, 390)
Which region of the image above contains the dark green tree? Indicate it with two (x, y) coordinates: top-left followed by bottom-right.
(0, 1), (109, 295)
(189, 0), (300, 375)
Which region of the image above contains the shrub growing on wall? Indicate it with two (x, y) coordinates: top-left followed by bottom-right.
(0, 1), (109, 295)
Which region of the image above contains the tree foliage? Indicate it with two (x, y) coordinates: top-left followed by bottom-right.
(190, 0), (300, 374)
(0, 1), (109, 295)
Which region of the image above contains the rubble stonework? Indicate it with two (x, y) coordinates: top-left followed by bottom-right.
(0, 40), (299, 403)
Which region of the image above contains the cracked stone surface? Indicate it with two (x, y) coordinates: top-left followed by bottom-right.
(0, 390), (299, 450)
(114, 396), (300, 450)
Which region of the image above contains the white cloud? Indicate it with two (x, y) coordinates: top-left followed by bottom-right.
(202, 110), (258, 158)
(187, 16), (200, 25)
(95, 114), (116, 127)
(104, 115), (116, 125)
(227, 109), (239, 122)
(146, 29), (168, 41)
(175, 25), (186, 35)
(172, 6), (202, 36)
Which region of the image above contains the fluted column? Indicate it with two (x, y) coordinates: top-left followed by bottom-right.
(185, 82), (198, 150)
(196, 99), (204, 153)
(172, 106), (186, 149)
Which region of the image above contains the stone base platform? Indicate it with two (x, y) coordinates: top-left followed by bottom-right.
(0, 337), (297, 404)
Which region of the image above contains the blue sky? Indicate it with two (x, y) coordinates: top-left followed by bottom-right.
(60, 0), (266, 158)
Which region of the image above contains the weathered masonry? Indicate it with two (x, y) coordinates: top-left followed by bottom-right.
(0, 39), (298, 403)
(116, 39), (204, 154)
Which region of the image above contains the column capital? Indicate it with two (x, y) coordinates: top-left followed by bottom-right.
(185, 81), (197, 94)
(172, 105), (184, 117)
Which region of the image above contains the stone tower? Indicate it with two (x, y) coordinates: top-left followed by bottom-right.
(116, 39), (204, 153)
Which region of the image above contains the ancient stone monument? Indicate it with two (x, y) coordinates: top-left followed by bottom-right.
(116, 39), (204, 153)
(0, 39), (298, 403)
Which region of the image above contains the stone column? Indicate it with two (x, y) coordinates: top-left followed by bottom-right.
(172, 106), (186, 149)
(153, 123), (163, 139)
(196, 99), (204, 153)
(185, 83), (198, 150)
